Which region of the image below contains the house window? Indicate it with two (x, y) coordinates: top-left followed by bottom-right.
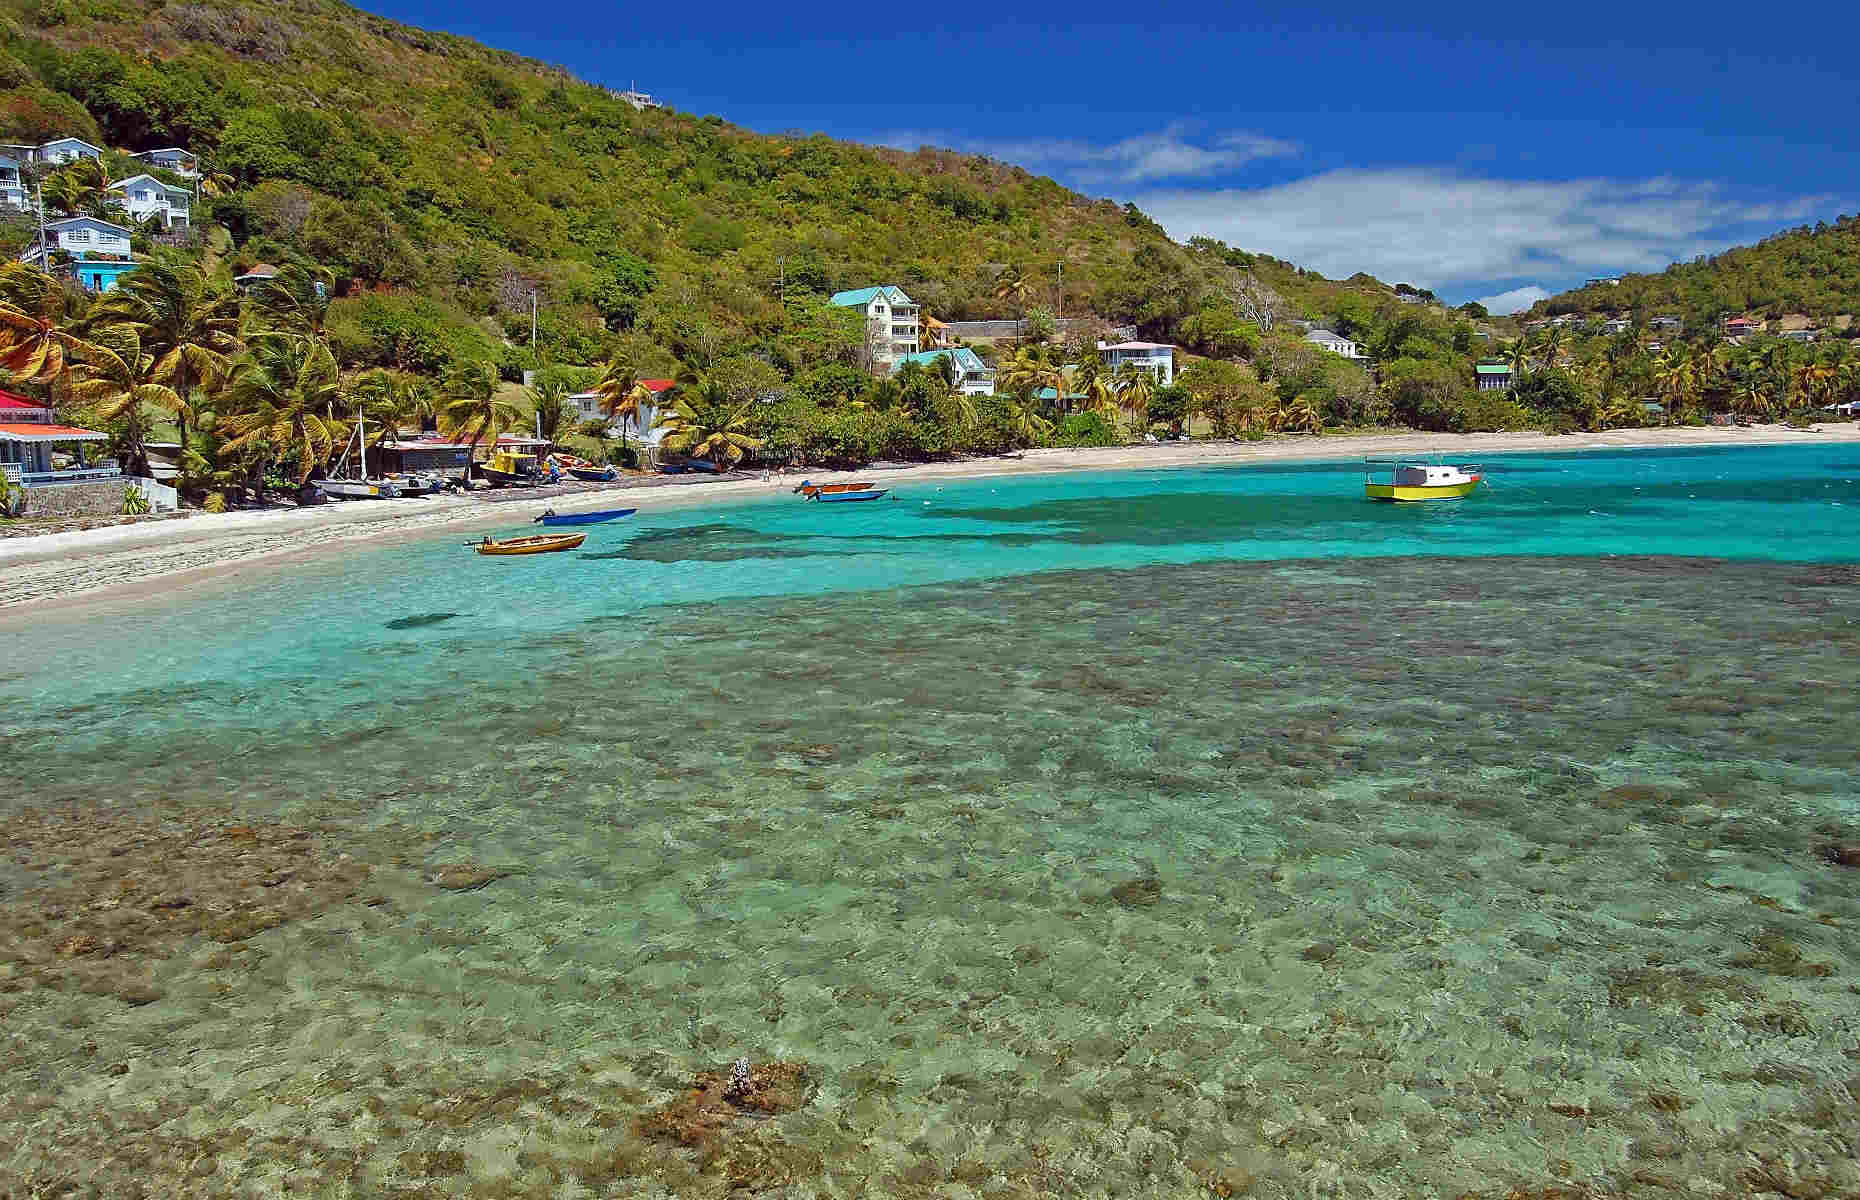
(67, 230), (90, 243)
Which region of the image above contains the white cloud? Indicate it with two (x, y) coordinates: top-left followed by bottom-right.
(1130, 169), (1835, 293)
(881, 124), (1300, 185)
(1476, 285), (1551, 315)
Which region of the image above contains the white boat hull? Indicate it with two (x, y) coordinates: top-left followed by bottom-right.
(321, 479), (400, 500)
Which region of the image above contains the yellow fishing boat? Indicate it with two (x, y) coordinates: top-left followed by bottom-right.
(1363, 458), (1483, 502)
(474, 532), (586, 556)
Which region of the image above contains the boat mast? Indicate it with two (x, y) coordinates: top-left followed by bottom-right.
(359, 403), (367, 480)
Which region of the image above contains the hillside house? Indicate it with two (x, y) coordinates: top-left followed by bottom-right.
(1602, 318), (1632, 334)
(132, 148), (199, 177)
(109, 174), (191, 230)
(1585, 275), (1623, 287)
(18, 217), (137, 292)
(1648, 315), (1682, 331)
(831, 286), (921, 368)
(568, 379), (676, 442)
(37, 137), (104, 166)
(1723, 316), (1763, 336)
(1779, 329), (1819, 343)
(233, 263), (280, 292)
(891, 347), (996, 396)
(1098, 341), (1176, 387)
(0, 156), (24, 212)
(1304, 328), (1366, 360)
(1474, 362), (1514, 392)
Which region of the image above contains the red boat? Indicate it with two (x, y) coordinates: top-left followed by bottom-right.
(792, 479), (876, 497)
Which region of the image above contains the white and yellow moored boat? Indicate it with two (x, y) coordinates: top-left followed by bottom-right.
(1363, 458), (1483, 502)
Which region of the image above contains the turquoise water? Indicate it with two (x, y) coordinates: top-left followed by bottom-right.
(3, 444), (1859, 1197)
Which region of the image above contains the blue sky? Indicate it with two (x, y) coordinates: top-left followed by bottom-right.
(370, 1), (1860, 311)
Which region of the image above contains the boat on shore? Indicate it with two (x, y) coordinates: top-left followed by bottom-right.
(534, 506), (637, 527)
(1363, 459), (1483, 502)
(567, 465), (617, 482)
(321, 404), (402, 498)
(793, 479), (876, 497)
(320, 477), (400, 500)
(810, 488), (890, 503)
(478, 449), (541, 487)
(475, 532), (586, 556)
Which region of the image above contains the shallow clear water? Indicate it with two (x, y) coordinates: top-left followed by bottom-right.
(4, 445), (1859, 1197)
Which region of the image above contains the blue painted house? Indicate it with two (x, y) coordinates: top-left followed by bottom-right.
(18, 217), (137, 293)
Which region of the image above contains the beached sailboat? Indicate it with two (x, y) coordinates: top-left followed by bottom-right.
(793, 479), (877, 497)
(321, 403), (401, 498)
(1363, 459), (1483, 502)
(534, 506), (637, 526)
(475, 532), (586, 556)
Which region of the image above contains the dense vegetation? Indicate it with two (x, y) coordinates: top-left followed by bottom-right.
(3, 0), (1856, 498)
(1534, 215), (1860, 327)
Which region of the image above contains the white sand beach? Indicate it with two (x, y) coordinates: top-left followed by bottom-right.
(2, 422), (1854, 613)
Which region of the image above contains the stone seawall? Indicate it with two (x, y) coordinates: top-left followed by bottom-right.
(21, 480), (134, 518)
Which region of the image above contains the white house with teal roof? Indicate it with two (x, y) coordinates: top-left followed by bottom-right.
(891, 347), (995, 396)
(109, 174), (191, 230)
(829, 285), (920, 369)
(37, 136), (104, 166)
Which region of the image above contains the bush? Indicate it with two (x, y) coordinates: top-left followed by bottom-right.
(1051, 410), (1120, 447)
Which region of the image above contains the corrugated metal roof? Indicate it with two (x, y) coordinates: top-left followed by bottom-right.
(1475, 363), (1512, 374)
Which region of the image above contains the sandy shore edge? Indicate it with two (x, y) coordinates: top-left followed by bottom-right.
(3, 423), (1852, 613)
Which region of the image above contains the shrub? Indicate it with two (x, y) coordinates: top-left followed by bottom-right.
(1051, 410), (1120, 447)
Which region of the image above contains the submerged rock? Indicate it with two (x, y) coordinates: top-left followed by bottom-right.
(1107, 877), (1162, 908)
(637, 1058), (817, 1150)
(1823, 844), (1860, 867)
(429, 864), (508, 891)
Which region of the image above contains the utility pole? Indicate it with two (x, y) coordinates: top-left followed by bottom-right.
(1057, 259), (1063, 321)
(530, 291), (538, 354)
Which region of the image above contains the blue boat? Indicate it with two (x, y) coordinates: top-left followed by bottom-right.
(810, 489), (890, 503)
(533, 506), (638, 526)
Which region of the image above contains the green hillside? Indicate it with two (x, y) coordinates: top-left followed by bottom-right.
(0, 0), (1541, 483)
(1531, 215), (1860, 328)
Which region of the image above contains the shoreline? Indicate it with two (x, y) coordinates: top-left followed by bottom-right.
(2, 423), (1853, 613)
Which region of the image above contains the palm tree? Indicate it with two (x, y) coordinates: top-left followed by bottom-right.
(218, 334), (347, 488)
(435, 358), (523, 478)
(69, 326), (182, 478)
(1731, 379), (1771, 422)
(91, 254), (239, 456)
(0, 264), (96, 382)
(1000, 397), (1052, 447)
(353, 368), (432, 448)
(994, 345), (1046, 400)
(593, 355), (656, 452)
(43, 158), (118, 220)
(651, 379), (764, 468)
(526, 373), (574, 443)
(1114, 365), (1157, 430)
(249, 265), (335, 339)
(994, 264), (1030, 339)
(1276, 391), (1323, 434)
(1651, 346), (1695, 420)
(1792, 361), (1836, 413)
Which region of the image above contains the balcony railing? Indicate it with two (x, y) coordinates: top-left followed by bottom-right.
(21, 466), (122, 485)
